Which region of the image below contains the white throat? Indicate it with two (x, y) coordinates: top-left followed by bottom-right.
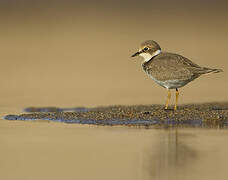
(139, 50), (161, 62)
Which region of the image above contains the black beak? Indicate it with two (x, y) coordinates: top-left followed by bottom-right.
(131, 51), (141, 57)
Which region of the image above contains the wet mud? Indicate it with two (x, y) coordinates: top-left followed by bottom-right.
(4, 103), (228, 128)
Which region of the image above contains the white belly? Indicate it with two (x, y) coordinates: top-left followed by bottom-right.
(147, 74), (190, 89)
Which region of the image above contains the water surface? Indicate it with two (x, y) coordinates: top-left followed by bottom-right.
(1, 1), (228, 179)
(1, 107), (228, 180)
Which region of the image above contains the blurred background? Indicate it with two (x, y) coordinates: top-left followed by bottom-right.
(1, 2), (228, 180)
(0, 0), (227, 108)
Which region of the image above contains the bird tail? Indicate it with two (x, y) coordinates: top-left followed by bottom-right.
(192, 67), (223, 75)
(203, 68), (223, 74)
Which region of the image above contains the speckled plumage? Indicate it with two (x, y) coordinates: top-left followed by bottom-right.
(131, 40), (223, 110)
(142, 52), (222, 89)
(131, 40), (222, 89)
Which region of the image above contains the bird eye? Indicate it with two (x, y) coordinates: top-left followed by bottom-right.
(143, 47), (149, 51)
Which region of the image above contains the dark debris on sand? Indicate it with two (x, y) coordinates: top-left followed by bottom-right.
(4, 103), (228, 127)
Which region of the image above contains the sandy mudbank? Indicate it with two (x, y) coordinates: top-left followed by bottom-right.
(4, 103), (228, 127)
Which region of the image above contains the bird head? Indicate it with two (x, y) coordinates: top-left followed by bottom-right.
(131, 40), (161, 62)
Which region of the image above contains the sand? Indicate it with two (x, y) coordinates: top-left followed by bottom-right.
(4, 102), (228, 128)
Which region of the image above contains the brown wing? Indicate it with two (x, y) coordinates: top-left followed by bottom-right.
(143, 52), (201, 81)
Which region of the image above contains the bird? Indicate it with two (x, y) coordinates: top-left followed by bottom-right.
(131, 40), (223, 110)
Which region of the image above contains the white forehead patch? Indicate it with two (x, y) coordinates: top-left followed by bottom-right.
(140, 50), (161, 62)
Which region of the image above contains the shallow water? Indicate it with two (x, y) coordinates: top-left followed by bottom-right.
(1, 107), (228, 180)
(1, 1), (228, 179)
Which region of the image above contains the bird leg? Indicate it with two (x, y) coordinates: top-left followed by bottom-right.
(165, 89), (171, 110)
(174, 88), (179, 111)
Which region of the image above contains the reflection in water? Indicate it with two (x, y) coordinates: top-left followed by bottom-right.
(1, 117), (228, 180)
(144, 128), (198, 180)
